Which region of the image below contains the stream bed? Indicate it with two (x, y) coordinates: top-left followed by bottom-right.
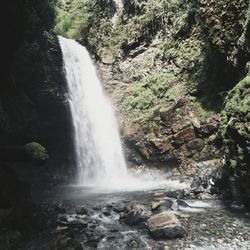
(23, 182), (250, 250)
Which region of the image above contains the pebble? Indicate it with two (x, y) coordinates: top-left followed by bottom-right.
(178, 214), (190, 219)
(154, 192), (165, 197)
(151, 201), (161, 210)
(171, 200), (179, 211)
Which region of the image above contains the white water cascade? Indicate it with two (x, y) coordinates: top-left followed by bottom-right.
(59, 36), (187, 192)
(59, 36), (127, 187)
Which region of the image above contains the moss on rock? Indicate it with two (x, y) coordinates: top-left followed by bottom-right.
(221, 72), (250, 207)
(24, 142), (49, 164)
(120, 71), (180, 123)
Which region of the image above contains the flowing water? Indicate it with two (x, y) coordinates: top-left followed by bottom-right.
(30, 184), (250, 250)
(59, 36), (127, 187)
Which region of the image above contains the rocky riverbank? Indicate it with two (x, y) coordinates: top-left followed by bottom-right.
(19, 184), (250, 250)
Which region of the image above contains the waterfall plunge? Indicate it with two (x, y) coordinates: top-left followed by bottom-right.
(59, 36), (187, 192)
(59, 36), (127, 187)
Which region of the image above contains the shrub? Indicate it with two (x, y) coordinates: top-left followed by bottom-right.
(24, 142), (49, 165)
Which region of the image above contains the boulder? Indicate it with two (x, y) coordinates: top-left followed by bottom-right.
(171, 200), (179, 211)
(151, 201), (161, 211)
(147, 211), (187, 239)
(177, 199), (190, 208)
(184, 159), (225, 199)
(151, 199), (173, 214)
(76, 206), (90, 215)
(120, 205), (152, 226)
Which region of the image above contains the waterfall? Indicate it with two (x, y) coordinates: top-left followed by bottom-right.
(59, 36), (127, 187)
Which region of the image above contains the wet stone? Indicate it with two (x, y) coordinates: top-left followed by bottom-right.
(58, 214), (68, 222)
(76, 206), (90, 215)
(127, 239), (140, 249)
(120, 205), (152, 226)
(177, 199), (190, 208)
(112, 204), (128, 213)
(70, 219), (88, 229)
(54, 203), (67, 214)
(171, 200), (179, 211)
(151, 201), (161, 211)
(103, 210), (111, 216)
(147, 211), (187, 240)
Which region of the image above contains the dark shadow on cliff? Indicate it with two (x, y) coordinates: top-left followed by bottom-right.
(0, 2), (77, 247)
(189, 43), (249, 112)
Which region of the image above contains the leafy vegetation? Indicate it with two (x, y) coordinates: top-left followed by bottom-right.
(54, 0), (94, 39)
(121, 71), (181, 123)
(220, 72), (250, 179)
(24, 142), (49, 164)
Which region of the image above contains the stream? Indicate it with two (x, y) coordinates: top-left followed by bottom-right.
(22, 178), (250, 250)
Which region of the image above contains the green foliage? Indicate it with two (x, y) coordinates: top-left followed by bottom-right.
(54, 0), (94, 39)
(121, 71), (179, 123)
(24, 142), (49, 164)
(124, 89), (155, 110)
(220, 72), (250, 174)
(223, 74), (250, 121)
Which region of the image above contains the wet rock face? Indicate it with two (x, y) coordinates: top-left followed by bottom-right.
(123, 107), (221, 166)
(0, 0), (73, 173)
(147, 211), (187, 239)
(0, 33), (73, 175)
(183, 159), (227, 199)
(11, 32), (73, 168)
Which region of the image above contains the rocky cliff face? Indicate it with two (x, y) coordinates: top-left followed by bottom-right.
(0, 1), (73, 172)
(0, 0), (73, 239)
(55, 0), (250, 204)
